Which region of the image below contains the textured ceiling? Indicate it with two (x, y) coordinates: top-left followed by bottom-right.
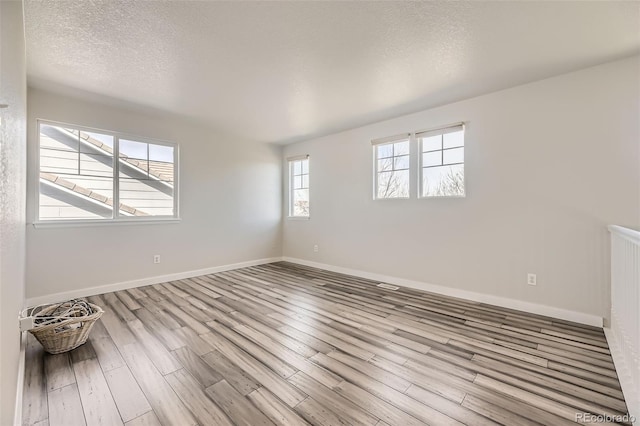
(24, 1), (640, 144)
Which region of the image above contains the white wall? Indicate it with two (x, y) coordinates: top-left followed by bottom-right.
(283, 56), (640, 321)
(0, 1), (27, 424)
(26, 88), (283, 300)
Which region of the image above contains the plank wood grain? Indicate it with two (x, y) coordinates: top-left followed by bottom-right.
(175, 327), (214, 356)
(104, 366), (152, 423)
(311, 352), (463, 426)
(22, 335), (49, 426)
(200, 330), (307, 407)
(201, 349), (261, 396)
(288, 372), (378, 426)
(124, 411), (161, 426)
(119, 343), (197, 426)
(165, 369), (233, 426)
(24, 263), (629, 426)
(116, 291), (142, 311)
(473, 374), (616, 424)
(460, 394), (541, 426)
(127, 319), (181, 375)
(205, 380), (275, 426)
(170, 346), (222, 387)
(125, 288), (147, 300)
(71, 358), (123, 426)
(134, 308), (184, 351)
(96, 306), (137, 349)
(88, 335), (125, 372)
(47, 384), (86, 426)
(247, 387), (310, 426)
(295, 397), (349, 426)
(333, 381), (425, 426)
(44, 353), (75, 391)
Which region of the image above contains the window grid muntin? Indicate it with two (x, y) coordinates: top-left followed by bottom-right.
(291, 159), (309, 190)
(419, 127), (465, 198)
(374, 139), (410, 199)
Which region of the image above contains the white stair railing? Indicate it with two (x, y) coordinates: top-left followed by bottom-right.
(607, 225), (640, 424)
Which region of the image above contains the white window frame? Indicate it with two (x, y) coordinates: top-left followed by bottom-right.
(372, 133), (411, 200)
(287, 155), (310, 219)
(34, 119), (180, 227)
(417, 122), (465, 199)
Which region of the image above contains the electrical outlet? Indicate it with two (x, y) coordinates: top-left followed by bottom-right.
(527, 273), (537, 286)
(313, 245), (319, 253)
(19, 315), (34, 332)
(153, 255), (161, 264)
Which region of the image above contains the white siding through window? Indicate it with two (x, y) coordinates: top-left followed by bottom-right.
(37, 120), (178, 222)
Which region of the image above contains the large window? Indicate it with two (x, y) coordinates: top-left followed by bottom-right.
(288, 156), (309, 217)
(418, 124), (464, 197)
(373, 135), (410, 199)
(37, 120), (178, 222)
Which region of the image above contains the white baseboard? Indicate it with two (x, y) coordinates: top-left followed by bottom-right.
(14, 332), (26, 426)
(25, 255), (603, 328)
(282, 257), (603, 327)
(604, 327), (639, 424)
(25, 257), (283, 307)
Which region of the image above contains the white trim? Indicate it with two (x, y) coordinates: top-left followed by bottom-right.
(35, 119), (179, 223)
(604, 327), (639, 424)
(24, 253), (604, 326)
(609, 224), (640, 245)
(282, 257), (603, 327)
(113, 132), (120, 220)
(14, 332), (26, 426)
(415, 122), (465, 138)
(32, 217), (181, 228)
(287, 157), (310, 219)
(173, 141), (180, 219)
(418, 124), (466, 198)
(37, 118), (177, 147)
(372, 139), (411, 200)
(25, 257), (283, 307)
(371, 133), (411, 146)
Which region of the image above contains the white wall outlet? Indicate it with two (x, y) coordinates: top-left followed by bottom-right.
(153, 255), (161, 264)
(19, 315), (34, 332)
(527, 273), (537, 286)
(313, 245), (319, 253)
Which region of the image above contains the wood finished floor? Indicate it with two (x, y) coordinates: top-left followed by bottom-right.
(22, 262), (630, 426)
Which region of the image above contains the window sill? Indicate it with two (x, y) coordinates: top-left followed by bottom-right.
(287, 216), (310, 221)
(32, 217), (181, 229)
(418, 195), (466, 199)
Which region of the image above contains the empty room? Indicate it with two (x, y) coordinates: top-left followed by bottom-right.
(1, 1), (639, 425)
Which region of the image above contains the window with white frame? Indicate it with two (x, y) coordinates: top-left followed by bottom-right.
(288, 156), (309, 217)
(373, 135), (410, 199)
(37, 120), (178, 222)
(418, 124), (465, 197)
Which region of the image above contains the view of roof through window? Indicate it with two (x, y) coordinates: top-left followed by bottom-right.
(38, 123), (176, 221)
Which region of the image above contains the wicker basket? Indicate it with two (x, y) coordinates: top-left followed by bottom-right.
(29, 302), (104, 354)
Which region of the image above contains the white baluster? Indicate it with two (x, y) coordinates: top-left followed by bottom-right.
(607, 225), (640, 424)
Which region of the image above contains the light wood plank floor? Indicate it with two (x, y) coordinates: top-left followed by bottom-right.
(22, 262), (631, 425)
